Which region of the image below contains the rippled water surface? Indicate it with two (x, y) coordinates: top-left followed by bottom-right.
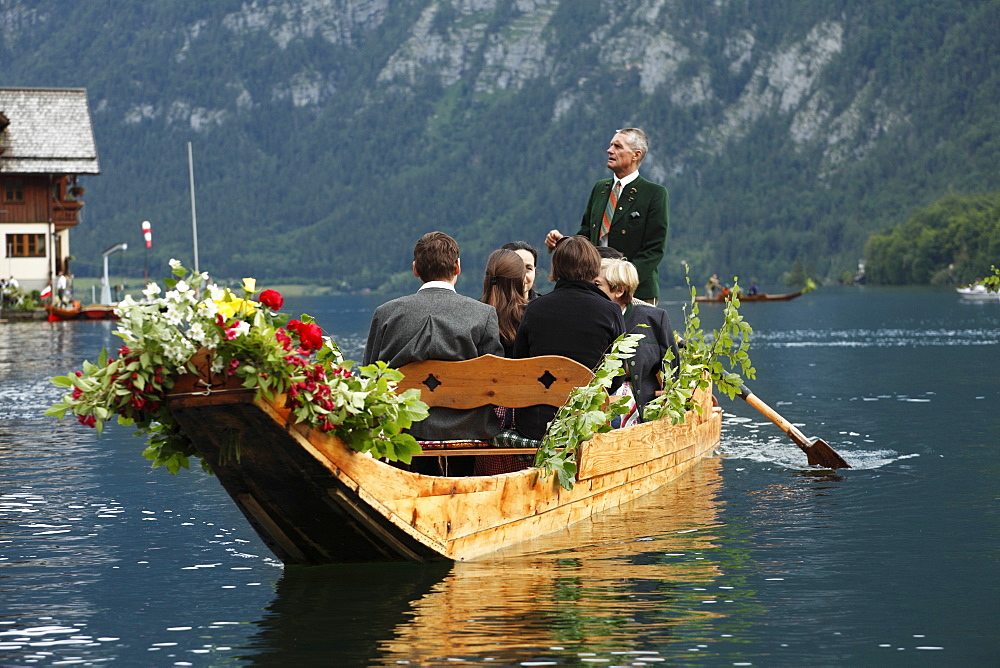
(1, 286), (997, 665)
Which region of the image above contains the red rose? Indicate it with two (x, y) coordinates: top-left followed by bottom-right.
(288, 319), (323, 351)
(259, 289), (284, 310)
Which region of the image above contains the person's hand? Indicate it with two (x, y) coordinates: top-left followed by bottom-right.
(544, 229), (564, 248)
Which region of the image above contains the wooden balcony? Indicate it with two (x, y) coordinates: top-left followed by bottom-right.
(52, 199), (84, 231)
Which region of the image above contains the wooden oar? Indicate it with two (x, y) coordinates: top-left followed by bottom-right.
(737, 384), (851, 469)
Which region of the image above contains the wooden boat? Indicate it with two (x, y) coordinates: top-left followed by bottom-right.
(696, 289), (805, 303)
(79, 304), (120, 319)
(165, 355), (723, 565)
(44, 301), (120, 320)
(44, 299), (82, 320)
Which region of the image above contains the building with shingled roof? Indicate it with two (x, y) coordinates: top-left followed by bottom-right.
(0, 87), (100, 293)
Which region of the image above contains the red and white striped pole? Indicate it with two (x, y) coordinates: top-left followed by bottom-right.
(142, 220), (152, 281)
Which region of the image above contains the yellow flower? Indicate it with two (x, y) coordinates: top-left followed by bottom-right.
(242, 277), (256, 293)
(215, 292), (258, 319)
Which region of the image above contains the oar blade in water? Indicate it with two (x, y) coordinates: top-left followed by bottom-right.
(804, 437), (852, 469)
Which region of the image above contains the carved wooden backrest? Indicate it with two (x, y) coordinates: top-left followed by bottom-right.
(395, 354), (594, 409)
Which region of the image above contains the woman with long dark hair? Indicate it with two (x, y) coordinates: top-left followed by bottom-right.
(477, 249), (530, 475)
(481, 249), (529, 357)
(500, 240), (539, 300)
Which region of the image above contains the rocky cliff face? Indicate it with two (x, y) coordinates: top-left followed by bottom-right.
(2, 0), (991, 285)
(100, 0), (897, 181)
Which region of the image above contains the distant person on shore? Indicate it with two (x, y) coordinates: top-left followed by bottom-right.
(363, 231), (503, 476)
(544, 127), (669, 305)
(500, 240), (539, 300)
(56, 272), (68, 305)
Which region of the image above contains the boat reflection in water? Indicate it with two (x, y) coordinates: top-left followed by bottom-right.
(245, 458), (727, 665)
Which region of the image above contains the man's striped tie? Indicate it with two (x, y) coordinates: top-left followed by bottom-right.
(601, 181), (621, 241)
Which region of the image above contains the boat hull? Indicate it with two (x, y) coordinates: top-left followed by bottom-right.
(696, 290), (803, 303)
(957, 286), (1000, 301)
(167, 387), (722, 565)
(44, 300), (82, 320)
(80, 305), (120, 319)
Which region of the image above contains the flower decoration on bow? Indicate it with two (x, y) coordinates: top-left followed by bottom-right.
(46, 260), (428, 474)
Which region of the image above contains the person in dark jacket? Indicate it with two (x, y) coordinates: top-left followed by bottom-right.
(596, 258), (680, 419)
(511, 236), (625, 440)
(364, 231), (503, 476)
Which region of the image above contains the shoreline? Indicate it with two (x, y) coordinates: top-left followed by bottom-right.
(0, 309), (48, 322)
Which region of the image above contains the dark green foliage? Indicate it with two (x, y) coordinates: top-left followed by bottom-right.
(864, 191), (1000, 285)
(2, 0), (998, 288)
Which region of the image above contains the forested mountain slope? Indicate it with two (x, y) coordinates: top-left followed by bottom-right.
(2, 0), (998, 289)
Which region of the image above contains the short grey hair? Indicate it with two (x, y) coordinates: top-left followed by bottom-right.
(616, 127), (648, 163)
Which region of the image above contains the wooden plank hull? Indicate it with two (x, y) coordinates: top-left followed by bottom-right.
(44, 300), (82, 320)
(167, 387), (722, 565)
(80, 305), (120, 319)
(696, 290), (803, 303)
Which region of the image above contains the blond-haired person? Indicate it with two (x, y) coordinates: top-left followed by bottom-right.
(595, 258), (680, 419)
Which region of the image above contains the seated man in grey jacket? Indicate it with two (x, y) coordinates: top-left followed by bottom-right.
(363, 231), (503, 474)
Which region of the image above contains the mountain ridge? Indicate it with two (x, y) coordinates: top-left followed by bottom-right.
(2, 0), (997, 288)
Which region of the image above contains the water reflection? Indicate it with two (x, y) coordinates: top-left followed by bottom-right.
(236, 459), (730, 665)
(241, 562), (451, 665)
(3, 290), (998, 664)
(387, 460), (726, 664)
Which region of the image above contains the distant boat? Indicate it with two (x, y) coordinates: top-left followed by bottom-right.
(45, 300), (82, 321)
(51, 242), (127, 320)
(957, 284), (1000, 302)
(45, 301), (120, 321)
(696, 289), (806, 303)
(80, 304), (120, 320)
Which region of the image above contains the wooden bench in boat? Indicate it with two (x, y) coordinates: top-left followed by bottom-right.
(395, 354), (594, 457)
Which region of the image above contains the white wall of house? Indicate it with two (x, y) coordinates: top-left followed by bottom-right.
(1, 222), (59, 292)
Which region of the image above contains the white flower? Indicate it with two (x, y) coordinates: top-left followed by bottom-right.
(199, 299), (219, 319)
(229, 320), (251, 338)
(174, 280), (191, 294)
(163, 305), (185, 327)
(188, 321), (207, 345)
(169, 258), (181, 269)
(142, 282), (161, 298)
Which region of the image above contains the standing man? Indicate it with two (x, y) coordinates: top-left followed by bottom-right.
(546, 127), (669, 304)
(364, 231), (503, 473)
(56, 271), (68, 305)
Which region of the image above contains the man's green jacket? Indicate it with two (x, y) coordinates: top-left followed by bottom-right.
(576, 175), (669, 300)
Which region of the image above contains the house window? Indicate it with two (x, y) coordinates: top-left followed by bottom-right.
(5, 234), (47, 257)
(2, 179), (24, 203)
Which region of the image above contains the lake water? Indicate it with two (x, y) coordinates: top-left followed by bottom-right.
(1, 286), (998, 666)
